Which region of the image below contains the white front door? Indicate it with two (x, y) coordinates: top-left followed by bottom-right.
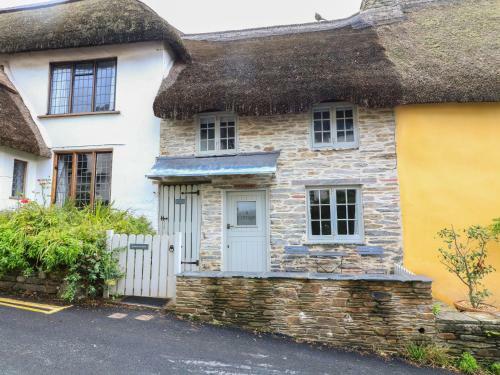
(225, 190), (267, 272)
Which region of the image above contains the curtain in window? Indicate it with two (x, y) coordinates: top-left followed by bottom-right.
(11, 160), (27, 197)
(55, 154), (73, 206)
(94, 153), (112, 205)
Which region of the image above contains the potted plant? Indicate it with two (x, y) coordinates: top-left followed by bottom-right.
(437, 221), (498, 313)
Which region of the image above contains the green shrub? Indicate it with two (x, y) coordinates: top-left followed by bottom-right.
(458, 352), (480, 374)
(437, 225), (496, 308)
(0, 201), (153, 301)
(489, 362), (500, 375)
(405, 343), (450, 367)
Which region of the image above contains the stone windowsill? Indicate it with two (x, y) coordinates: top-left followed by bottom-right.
(38, 110), (120, 119)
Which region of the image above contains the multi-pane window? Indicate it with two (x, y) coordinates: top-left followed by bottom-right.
(312, 104), (358, 148)
(54, 152), (113, 207)
(307, 187), (363, 242)
(198, 114), (237, 154)
(48, 59), (116, 115)
(11, 159), (27, 198)
(200, 117), (216, 152)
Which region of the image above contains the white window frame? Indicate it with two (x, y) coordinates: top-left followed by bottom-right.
(196, 112), (238, 155)
(311, 102), (359, 150)
(306, 186), (364, 244)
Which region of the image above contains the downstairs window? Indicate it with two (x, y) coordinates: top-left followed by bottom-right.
(307, 186), (364, 243)
(53, 151), (112, 207)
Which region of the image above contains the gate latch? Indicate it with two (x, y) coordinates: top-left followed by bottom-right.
(181, 260), (200, 266)
(160, 216), (168, 222)
(169, 244), (175, 252)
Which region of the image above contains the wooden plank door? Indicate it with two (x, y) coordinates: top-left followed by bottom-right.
(160, 185), (201, 271)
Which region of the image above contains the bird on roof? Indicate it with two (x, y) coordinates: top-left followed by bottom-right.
(315, 12), (327, 22)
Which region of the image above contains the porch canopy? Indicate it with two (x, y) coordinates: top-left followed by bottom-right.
(147, 151), (280, 181)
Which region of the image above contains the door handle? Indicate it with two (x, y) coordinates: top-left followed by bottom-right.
(226, 224), (234, 230)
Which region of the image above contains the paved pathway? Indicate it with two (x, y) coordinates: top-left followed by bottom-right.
(0, 303), (452, 374)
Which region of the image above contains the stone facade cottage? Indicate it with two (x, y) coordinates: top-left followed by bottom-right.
(0, 0), (497, 298)
(150, 0), (499, 277)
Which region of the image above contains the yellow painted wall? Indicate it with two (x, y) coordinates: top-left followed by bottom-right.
(396, 103), (500, 306)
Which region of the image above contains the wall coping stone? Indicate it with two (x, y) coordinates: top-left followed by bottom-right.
(177, 271), (432, 282)
(438, 311), (500, 323)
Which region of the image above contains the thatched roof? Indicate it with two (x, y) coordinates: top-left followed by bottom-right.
(0, 68), (51, 157)
(0, 0), (189, 62)
(154, 0), (499, 119)
(378, 0), (499, 104)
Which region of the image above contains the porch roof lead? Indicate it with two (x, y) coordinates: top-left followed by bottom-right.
(146, 151), (280, 180)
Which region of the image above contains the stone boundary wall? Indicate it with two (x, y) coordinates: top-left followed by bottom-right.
(175, 272), (435, 353)
(437, 311), (500, 364)
(0, 273), (62, 295)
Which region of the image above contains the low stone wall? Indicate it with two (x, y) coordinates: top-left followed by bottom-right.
(437, 311), (500, 364)
(175, 272), (435, 353)
(0, 273), (62, 295)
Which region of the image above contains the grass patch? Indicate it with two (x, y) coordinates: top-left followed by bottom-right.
(405, 342), (450, 367)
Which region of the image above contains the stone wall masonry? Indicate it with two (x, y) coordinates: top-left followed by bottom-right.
(436, 311), (500, 364)
(0, 273), (62, 295)
(160, 108), (403, 273)
(175, 272), (436, 354)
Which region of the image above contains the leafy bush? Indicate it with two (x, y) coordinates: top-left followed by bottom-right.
(458, 352), (480, 374)
(0, 201), (153, 301)
(437, 224), (496, 308)
(405, 343), (450, 367)
(492, 218), (500, 237)
(489, 362), (500, 375)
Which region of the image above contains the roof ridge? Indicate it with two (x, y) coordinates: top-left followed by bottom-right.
(183, 13), (360, 40)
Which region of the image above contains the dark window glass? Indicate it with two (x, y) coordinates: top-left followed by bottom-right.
(220, 118), (236, 150)
(309, 189), (331, 236)
(75, 153), (93, 207)
(94, 60), (116, 112)
(49, 59), (116, 115)
(335, 107), (355, 144)
(200, 118), (216, 151)
(11, 160), (27, 197)
(313, 110), (332, 145)
(336, 189), (358, 236)
(49, 65), (72, 115)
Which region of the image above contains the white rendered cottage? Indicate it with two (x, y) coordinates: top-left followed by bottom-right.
(0, 0), (190, 226)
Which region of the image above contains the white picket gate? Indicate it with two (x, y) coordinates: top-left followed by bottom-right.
(105, 231), (182, 299)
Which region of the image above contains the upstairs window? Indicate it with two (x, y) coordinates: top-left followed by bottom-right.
(198, 114), (237, 154)
(312, 103), (358, 149)
(11, 159), (27, 198)
(307, 186), (364, 243)
(54, 151), (113, 207)
(48, 59), (116, 115)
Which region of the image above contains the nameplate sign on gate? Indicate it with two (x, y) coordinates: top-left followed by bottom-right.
(175, 198), (186, 205)
(129, 244), (149, 250)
